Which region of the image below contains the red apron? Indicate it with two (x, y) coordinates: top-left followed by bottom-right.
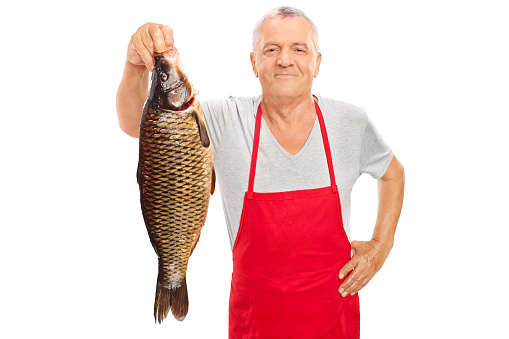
(229, 101), (360, 339)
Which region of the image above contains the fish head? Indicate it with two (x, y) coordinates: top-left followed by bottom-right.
(149, 48), (198, 110)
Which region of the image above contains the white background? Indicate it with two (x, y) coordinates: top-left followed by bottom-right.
(1, 0), (507, 338)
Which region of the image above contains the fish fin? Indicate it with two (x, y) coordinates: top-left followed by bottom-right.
(137, 162), (159, 256)
(154, 280), (189, 323)
(136, 161), (142, 186)
(193, 111), (210, 148)
(171, 279), (189, 321)
(211, 167), (216, 195)
(190, 233), (202, 256)
(137, 162), (159, 255)
(154, 281), (170, 323)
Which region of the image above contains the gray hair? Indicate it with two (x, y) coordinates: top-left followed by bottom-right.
(252, 6), (320, 53)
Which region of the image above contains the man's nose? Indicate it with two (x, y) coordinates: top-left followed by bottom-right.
(277, 48), (294, 67)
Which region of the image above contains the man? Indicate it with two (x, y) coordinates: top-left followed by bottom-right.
(117, 6), (404, 338)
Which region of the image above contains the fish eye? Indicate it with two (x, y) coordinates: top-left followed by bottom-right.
(161, 73), (168, 81)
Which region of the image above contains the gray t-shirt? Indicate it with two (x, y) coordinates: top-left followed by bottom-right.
(201, 95), (394, 250)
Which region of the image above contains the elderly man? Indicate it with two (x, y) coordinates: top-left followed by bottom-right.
(117, 6), (404, 338)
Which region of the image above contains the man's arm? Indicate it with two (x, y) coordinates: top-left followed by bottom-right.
(338, 155), (405, 297)
(116, 23), (174, 138)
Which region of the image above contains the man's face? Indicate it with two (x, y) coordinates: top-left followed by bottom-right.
(250, 16), (321, 99)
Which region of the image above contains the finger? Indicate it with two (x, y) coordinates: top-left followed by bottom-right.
(343, 270), (365, 296)
(160, 25), (174, 49)
(338, 257), (357, 281)
(149, 24), (168, 53)
(339, 258), (372, 296)
(338, 258), (360, 297)
(339, 267), (360, 296)
(140, 25), (155, 54)
(350, 275), (372, 296)
(132, 33), (154, 71)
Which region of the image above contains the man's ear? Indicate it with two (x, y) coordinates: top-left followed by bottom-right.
(250, 52), (259, 78)
(314, 52), (322, 78)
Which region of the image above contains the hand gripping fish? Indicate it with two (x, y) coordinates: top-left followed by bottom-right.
(137, 48), (215, 323)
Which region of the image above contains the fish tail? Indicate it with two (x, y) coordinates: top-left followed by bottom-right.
(154, 279), (189, 323)
(170, 279), (189, 321)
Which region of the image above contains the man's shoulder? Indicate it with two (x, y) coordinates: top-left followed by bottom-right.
(202, 95), (261, 115)
(315, 95), (368, 125)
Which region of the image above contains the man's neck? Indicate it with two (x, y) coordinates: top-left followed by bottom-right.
(260, 92), (316, 127)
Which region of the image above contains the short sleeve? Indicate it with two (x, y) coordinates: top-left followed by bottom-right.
(200, 98), (234, 154)
(359, 115), (394, 179)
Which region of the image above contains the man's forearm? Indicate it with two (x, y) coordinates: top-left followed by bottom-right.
(372, 159), (405, 250)
(116, 61), (150, 138)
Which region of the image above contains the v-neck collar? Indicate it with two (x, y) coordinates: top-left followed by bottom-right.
(256, 95), (322, 161)
(260, 115), (318, 160)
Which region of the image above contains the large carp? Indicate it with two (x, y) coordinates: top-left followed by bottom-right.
(137, 48), (215, 323)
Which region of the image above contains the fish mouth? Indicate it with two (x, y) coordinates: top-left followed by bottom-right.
(159, 95), (196, 114)
(155, 47), (178, 58)
(173, 96), (196, 112)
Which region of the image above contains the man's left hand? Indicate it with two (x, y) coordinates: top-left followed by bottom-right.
(338, 239), (391, 297)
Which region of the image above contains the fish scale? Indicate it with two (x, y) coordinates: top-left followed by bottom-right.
(137, 49), (214, 323)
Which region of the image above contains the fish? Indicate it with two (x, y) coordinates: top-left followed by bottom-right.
(136, 48), (215, 323)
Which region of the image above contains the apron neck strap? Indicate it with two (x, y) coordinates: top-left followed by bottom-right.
(248, 100), (337, 194)
(314, 100), (338, 190)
